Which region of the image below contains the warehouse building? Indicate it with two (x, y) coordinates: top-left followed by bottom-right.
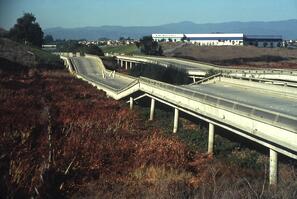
(244, 35), (283, 48)
(152, 33), (283, 47)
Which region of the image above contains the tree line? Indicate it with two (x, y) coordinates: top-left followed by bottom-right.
(129, 63), (190, 85)
(3, 12), (163, 57)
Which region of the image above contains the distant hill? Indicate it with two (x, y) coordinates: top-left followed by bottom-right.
(45, 19), (297, 40)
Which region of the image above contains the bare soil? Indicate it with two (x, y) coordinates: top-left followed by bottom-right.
(162, 43), (297, 69)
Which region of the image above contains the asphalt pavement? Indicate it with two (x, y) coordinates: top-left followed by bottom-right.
(70, 57), (135, 90)
(184, 82), (297, 118)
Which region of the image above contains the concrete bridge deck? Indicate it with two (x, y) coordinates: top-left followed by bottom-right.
(116, 55), (297, 81)
(71, 56), (135, 90)
(184, 81), (297, 118)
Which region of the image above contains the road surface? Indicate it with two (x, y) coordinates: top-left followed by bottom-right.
(70, 56), (135, 90)
(184, 82), (297, 118)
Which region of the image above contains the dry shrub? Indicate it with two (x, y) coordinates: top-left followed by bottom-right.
(135, 132), (189, 168)
(131, 166), (192, 185)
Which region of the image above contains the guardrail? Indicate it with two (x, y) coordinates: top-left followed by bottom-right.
(190, 73), (222, 85)
(60, 56), (75, 73)
(221, 74), (297, 87)
(129, 55), (297, 75)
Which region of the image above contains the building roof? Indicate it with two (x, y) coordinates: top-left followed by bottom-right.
(152, 34), (184, 38)
(152, 33), (244, 38)
(244, 35), (282, 40)
(185, 33), (244, 38)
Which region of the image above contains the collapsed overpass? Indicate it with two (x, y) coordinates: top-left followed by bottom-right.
(115, 55), (297, 83)
(60, 53), (297, 186)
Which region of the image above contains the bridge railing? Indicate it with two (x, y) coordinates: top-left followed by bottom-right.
(139, 77), (297, 133)
(221, 74), (297, 87)
(190, 73), (222, 85)
(224, 69), (297, 75)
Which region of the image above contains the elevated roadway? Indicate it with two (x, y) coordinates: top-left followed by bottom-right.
(70, 56), (135, 90)
(61, 54), (297, 185)
(116, 55), (297, 82)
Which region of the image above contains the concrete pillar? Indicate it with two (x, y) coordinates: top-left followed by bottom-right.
(208, 123), (215, 154)
(120, 60), (123, 67)
(149, 98), (155, 121)
(130, 62), (133, 69)
(129, 97), (133, 110)
(117, 59), (120, 65)
(125, 61), (128, 70)
(173, 108), (179, 133)
(269, 149), (278, 185)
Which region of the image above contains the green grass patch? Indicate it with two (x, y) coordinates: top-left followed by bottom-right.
(30, 47), (63, 69)
(129, 63), (191, 85)
(102, 44), (141, 55)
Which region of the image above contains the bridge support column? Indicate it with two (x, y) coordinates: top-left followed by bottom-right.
(125, 61), (128, 70)
(129, 97), (134, 110)
(173, 108), (179, 133)
(269, 149), (278, 185)
(208, 123), (215, 154)
(130, 62), (133, 69)
(120, 60), (123, 67)
(117, 59), (120, 65)
(149, 98), (155, 121)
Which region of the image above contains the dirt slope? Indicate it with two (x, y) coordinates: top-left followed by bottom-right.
(162, 43), (297, 68)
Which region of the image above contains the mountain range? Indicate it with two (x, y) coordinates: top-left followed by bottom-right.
(44, 19), (297, 40)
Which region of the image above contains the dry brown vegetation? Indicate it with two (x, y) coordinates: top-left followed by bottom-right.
(0, 61), (296, 198)
(161, 43), (297, 69)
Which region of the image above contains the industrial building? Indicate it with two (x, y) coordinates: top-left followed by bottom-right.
(244, 35), (283, 48)
(152, 33), (283, 47)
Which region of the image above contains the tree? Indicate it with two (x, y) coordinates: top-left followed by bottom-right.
(84, 44), (104, 56)
(138, 36), (163, 56)
(158, 46), (163, 55)
(9, 13), (44, 47)
(263, 42), (268, 48)
(181, 35), (188, 42)
(44, 35), (54, 44)
(57, 40), (104, 56)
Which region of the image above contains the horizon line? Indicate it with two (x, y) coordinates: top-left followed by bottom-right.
(43, 18), (297, 30)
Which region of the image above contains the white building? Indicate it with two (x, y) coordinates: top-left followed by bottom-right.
(152, 34), (185, 42)
(152, 33), (244, 46)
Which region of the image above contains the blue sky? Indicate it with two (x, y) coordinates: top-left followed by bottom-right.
(0, 0), (297, 29)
